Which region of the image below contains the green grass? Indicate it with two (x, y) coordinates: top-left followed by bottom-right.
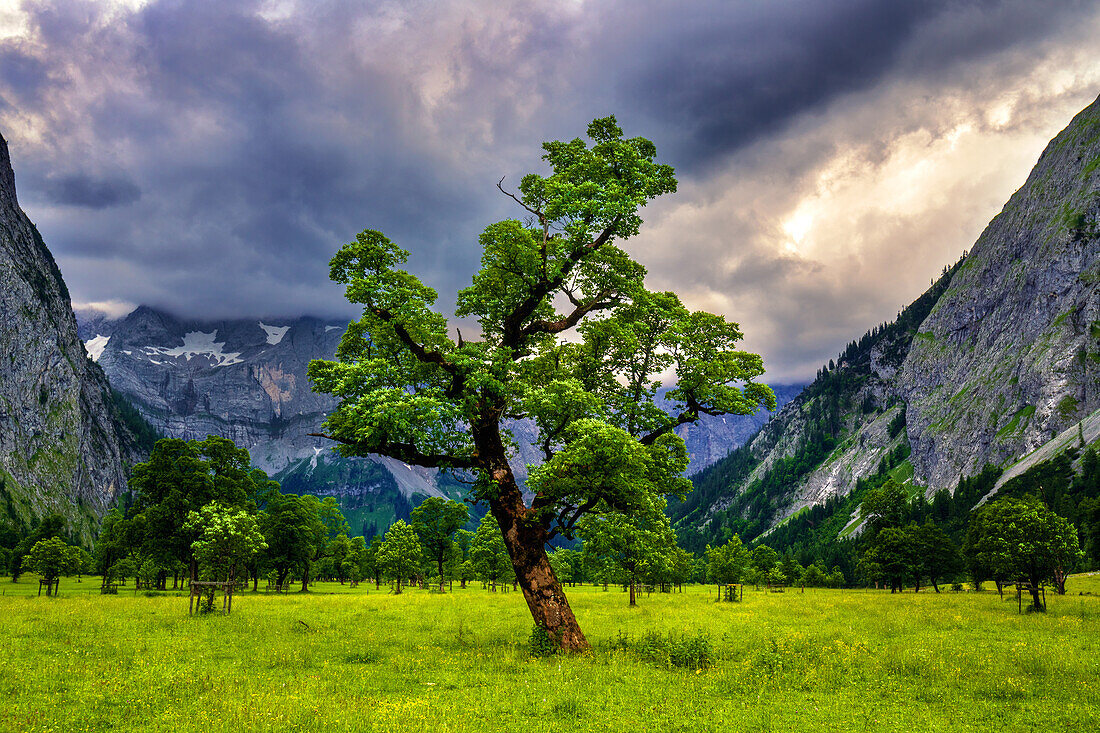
(1, 578), (1099, 732)
(996, 405), (1036, 439)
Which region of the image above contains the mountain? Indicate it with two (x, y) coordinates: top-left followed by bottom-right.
(82, 306), (799, 536)
(0, 132), (145, 543)
(78, 306), (452, 536)
(675, 92), (1100, 548)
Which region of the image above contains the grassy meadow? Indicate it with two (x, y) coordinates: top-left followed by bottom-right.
(2, 575), (1099, 732)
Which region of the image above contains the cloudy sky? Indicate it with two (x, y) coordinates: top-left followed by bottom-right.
(1, 0), (1099, 383)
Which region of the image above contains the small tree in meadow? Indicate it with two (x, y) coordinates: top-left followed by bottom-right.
(750, 545), (779, 578)
(965, 496), (1082, 610)
(378, 520), (423, 594)
(917, 520), (963, 592)
(470, 514), (513, 591)
(577, 510), (676, 607)
(410, 497), (469, 592)
(705, 536), (750, 587)
(800, 563), (827, 587)
(185, 501), (268, 585)
(23, 537), (80, 596)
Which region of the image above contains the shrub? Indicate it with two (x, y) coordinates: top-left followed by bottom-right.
(528, 624), (557, 658)
(610, 630), (715, 670)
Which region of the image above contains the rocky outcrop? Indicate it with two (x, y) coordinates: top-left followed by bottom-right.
(0, 132), (140, 542)
(89, 306), (348, 476)
(896, 95), (1100, 491)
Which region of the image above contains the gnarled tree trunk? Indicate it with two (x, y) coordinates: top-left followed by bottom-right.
(488, 471), (589, 653)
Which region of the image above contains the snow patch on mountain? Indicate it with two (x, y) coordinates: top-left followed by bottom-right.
(259, 322), (290, 345)
(84, 334), (110, 362)
(144, 330), (244, 367)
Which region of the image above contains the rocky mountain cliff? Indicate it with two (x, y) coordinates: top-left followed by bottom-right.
(0, 132), (143, 543)
(82, 306), (798, 536)
(79, 306), (446, 535)
(897, 99), (1100, 489)
(676, 93), (1100, 545)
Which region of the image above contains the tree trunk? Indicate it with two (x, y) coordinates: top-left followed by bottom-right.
(1029, 582), (1044, 611)
(1053, 566), (1067, 595)
(301, 567), (309, 593)
(629, 582), (636, 607)
(489, 484), (590, 653)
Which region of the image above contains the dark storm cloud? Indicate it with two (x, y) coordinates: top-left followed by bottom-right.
(0, 0), (1098, 381)
(605, 0), (1092, 170)
(44, 173), (141, 208)
(615, 0), (949, 169)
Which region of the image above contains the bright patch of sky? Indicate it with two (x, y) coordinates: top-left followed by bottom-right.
(84, 334), (109, 361)
(144, 331), (243, 367)
(258, 321), (290, 345)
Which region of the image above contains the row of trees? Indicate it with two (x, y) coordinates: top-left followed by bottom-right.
(8, 435), (1093, 617)
(89, 437), (527, 595)
(855, 472), (1084, 610)
(92, 436), (361, 591)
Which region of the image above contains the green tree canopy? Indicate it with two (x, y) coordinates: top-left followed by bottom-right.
(308, 117), (774, 650)
(259, 491), (320, 589)
(750, 545), (779, 576)
(577, 509), (676, 607)
(964, 496), (1082, 610)
(704, 536), (750, 585)
(131, 437), (267, 579)
(22, 537), (80, 595)
(410, 497), (469, 591)
(470, 514), (513, 590)
(185, 501), (267, 584)
(377, 520), (423, 594)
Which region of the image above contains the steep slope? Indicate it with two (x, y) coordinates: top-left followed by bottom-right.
(0, 132), (142, 542)
(676, 92), (1100, 547)
(897, 97), (1100, 489)
(673, 263), (960, 545)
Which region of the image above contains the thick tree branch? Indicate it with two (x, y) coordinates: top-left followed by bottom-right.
(522, 288), (616, 337)
(308, 432), (477, 470)
(545, 497), (600, 541)
(501, 216), (622, 348)
(370, 305), (457, 374)
(638, 395), (707, 446)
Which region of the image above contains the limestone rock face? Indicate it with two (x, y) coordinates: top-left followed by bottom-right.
(896, 95), (1100, 491)
(88, 306), (347, 476)
(0, 133), (137, 541)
